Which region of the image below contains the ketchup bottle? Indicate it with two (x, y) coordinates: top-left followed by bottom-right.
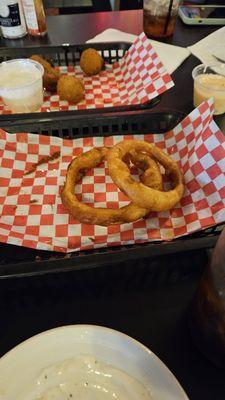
(190, 227), (225, 368)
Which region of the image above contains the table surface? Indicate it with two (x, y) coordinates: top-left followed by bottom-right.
(1, 10), (225, 400)
(1, 250), (225, 400)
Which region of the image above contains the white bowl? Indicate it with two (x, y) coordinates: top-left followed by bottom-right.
(0, 325), (188, 400)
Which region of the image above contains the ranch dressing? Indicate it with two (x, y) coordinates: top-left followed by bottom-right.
(21, 355), (153, 400)
(0, 59), (44, 113)
(0, 63), (40, 88)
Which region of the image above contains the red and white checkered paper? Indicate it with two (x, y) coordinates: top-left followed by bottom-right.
(0, 33), (173, 114)
(0, 99), (225, 253)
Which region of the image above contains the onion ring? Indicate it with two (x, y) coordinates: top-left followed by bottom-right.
(61, 147), (162, 226)
(107, 140), (184, 211)
(124, 150), (163, 191)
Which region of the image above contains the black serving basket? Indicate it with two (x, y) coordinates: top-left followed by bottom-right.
(0, 109), (223, 279)
(0, 41), (160, 125)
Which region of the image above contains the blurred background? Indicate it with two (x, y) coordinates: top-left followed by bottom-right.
(44, 0), (143, 15)
(44, 1), (225, 16)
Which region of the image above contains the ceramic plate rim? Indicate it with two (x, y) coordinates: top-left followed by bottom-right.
(0, 324), (189, 400)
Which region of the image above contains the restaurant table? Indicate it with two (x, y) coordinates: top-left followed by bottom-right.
(0, 10), (225, 400)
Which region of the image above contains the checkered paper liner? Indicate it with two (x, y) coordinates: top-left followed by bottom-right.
(0, 99), (225, 253)
(0, 33), (173, 114)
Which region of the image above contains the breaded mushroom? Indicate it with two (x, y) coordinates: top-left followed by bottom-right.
(57, 75), (85, 103)
(80, 48), (104, 76)
(31, 55), (60, 92)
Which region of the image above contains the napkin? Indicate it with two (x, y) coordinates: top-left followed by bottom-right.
(87, 28), (190, 74)
(188, 27), (225, 65)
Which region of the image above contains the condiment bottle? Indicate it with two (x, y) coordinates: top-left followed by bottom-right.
(0, 0), (27, 39)
(190, 227), (225, 368)
(22, 0), (47, 36)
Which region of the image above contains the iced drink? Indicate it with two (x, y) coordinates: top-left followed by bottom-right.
(143, 0), (180, 38)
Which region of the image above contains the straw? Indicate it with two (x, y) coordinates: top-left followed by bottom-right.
(163, 0), (174, 35)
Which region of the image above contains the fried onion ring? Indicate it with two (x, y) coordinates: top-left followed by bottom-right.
(61, 147), (162, 226)
(124, 150), (163, 191)
(107, 140), (184, 211)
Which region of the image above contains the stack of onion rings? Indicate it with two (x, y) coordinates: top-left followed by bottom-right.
(61, 140), (184, 226)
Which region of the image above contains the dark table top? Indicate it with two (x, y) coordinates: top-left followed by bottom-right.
(0, 9), (218, 47)
(1, 250), (225, 400)
(1, 10), (225, 400)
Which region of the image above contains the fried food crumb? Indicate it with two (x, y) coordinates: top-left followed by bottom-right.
(30, 199), (38, 204)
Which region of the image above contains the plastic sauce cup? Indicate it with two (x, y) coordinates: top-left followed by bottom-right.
(192, 63), (225, 115)
(0, 59), (44, 113)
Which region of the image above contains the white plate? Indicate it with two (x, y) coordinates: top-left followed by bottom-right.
(0, 325), (189, 400)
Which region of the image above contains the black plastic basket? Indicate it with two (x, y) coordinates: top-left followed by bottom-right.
(1, 107), (183, 135)
(0, 110), (223, 279)
(0, 42), (160, 125)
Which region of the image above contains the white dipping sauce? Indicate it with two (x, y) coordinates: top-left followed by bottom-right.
(0, 60), (43, 113)
(23, 356), (152, 400)
(0, 64), (40, 89)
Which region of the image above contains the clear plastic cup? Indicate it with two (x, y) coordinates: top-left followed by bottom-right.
(143, 0), (181, 38)
(0, 59), (44, 113)
(192, 63), (225, 115)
